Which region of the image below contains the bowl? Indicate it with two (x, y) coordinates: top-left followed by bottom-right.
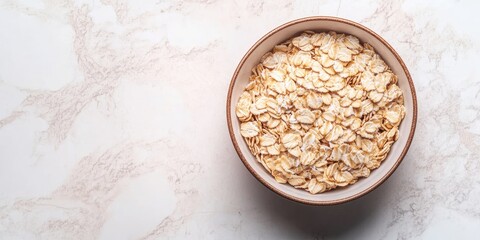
(226, 16), (417, 205)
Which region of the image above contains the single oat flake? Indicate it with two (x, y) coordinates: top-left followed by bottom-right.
(236, 31), (405, 194)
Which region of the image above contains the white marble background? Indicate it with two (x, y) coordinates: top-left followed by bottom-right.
(0, 0), (479, 239)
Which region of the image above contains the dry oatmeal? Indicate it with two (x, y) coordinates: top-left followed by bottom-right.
(236, 31), (405, 194)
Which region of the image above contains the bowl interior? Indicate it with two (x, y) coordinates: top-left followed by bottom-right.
(228, 18), (416, 204)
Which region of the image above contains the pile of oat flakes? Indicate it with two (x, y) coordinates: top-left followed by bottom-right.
(236, 31), (405, 194)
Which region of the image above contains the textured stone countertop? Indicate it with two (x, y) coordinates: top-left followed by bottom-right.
(1, 0), (479, 239)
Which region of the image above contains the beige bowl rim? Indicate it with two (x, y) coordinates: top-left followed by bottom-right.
(226, 16), (418, 205)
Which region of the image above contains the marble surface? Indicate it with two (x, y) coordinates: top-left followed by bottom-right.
(1, 0), (479, 239)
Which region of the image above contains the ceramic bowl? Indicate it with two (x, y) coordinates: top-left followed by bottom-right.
(226, 16), (417, 205)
